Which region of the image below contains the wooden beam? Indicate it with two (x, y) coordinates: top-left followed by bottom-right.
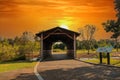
(74, 33), (76, 58)
(41, 33), (43, 60)
(52, 28), (63, 33)
(51, 33), (73, 39)
(43, 28), (63, 40)
(43, 33), (74, 40)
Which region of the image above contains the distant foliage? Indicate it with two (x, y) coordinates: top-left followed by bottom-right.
(77, 39), (120, 52)
(53, 42), (66, 50)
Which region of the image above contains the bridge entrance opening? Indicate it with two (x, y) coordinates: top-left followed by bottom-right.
(51, 41), (68, 60)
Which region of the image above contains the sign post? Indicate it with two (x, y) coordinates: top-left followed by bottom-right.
(99, 52), (102, 64)
(107, 53), (110, 65)
(97, 46), (113, 65)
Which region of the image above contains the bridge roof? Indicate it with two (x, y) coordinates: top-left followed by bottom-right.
(36, 27), (80, 37)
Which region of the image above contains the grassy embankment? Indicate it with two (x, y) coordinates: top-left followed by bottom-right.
(77, 49), (120, 67)
(85, 58), (120, 66)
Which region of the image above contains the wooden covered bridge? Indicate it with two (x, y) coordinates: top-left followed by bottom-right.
(36, 27), (80, 59)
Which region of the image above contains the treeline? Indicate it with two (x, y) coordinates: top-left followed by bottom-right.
(0, 32), (40, 62)
(77, 39), (120, 50)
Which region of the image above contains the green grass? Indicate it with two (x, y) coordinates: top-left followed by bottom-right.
(112, 49), (120, 52)
(0, 61), (36, 73)
(115, 63), (120, 66)
(77, 50), (96, 54)
(77, 48), (120, 54)
(85, 58), (120, 67)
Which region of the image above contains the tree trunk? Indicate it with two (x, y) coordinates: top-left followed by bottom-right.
(87, 40), (91, 55)
(88, 49), (90, 55)
(115, 38), (119, 52)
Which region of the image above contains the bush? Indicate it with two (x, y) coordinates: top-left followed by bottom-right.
(0, 45), (17, 62)
(13, 55), (26, 61)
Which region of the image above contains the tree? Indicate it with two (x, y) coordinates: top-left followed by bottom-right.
(14, 36), (20, 45)
(78, 24), (96, 54)
(0, 38), (17, 62)
(17, 32), (36, 60)
(115, 0), (120, 22)
(53, 42), (66, 50)
(102, 20), (120, 51)
(20, 32), (35, 45)
(102, 0), (120, 51)
(8, 38), (14, 46)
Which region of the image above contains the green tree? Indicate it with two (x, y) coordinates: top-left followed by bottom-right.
(18, 32), (40, 60)
(102, 20), (120, 51)
(102, 0), (120, 51)
(115, 0), (120, 22)
(0, 39), (17, 62)
(53, 42), (66, 50)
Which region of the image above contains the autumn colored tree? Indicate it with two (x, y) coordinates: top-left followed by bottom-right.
(78, 24), (96, 54)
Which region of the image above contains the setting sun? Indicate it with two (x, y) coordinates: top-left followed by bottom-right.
(60, 24), (69, 29)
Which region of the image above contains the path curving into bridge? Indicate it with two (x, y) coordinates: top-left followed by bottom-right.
(37, 59), (120, 80)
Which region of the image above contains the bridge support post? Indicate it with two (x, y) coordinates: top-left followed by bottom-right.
(74, 33), (76, 59)
(40, 33), (43, 60)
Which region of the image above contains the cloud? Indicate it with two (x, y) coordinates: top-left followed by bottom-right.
(60, 0), (114, 13)
(62, 6), (114, 13)
(0, 0), (68, 16)
(0, 0), (18, 12)
(0, 0), (115, 17)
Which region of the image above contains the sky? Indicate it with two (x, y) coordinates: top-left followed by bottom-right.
(0, 0), (117, 40)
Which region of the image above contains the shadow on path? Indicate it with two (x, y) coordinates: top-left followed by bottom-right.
(38, 60), (120, 80)
(11, 73), (38, 80)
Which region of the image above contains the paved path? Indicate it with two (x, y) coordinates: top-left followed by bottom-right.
(37, 59), (120, 80)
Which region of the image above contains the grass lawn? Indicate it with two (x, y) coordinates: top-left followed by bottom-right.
(115, 63), (120, 66)
(0, 61), (36, 73)
(85, 58), (120, 67)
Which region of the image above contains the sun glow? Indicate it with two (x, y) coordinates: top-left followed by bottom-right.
(60, 24), (69, 29)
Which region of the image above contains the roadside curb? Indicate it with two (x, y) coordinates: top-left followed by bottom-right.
(75, 58), (120, 68)
(34, 59), (44, 80)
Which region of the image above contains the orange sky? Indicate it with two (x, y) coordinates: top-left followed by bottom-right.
(0, 0), (117, 40)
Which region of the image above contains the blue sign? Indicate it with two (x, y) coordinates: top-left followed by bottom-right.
(97, 46), (113, 53)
